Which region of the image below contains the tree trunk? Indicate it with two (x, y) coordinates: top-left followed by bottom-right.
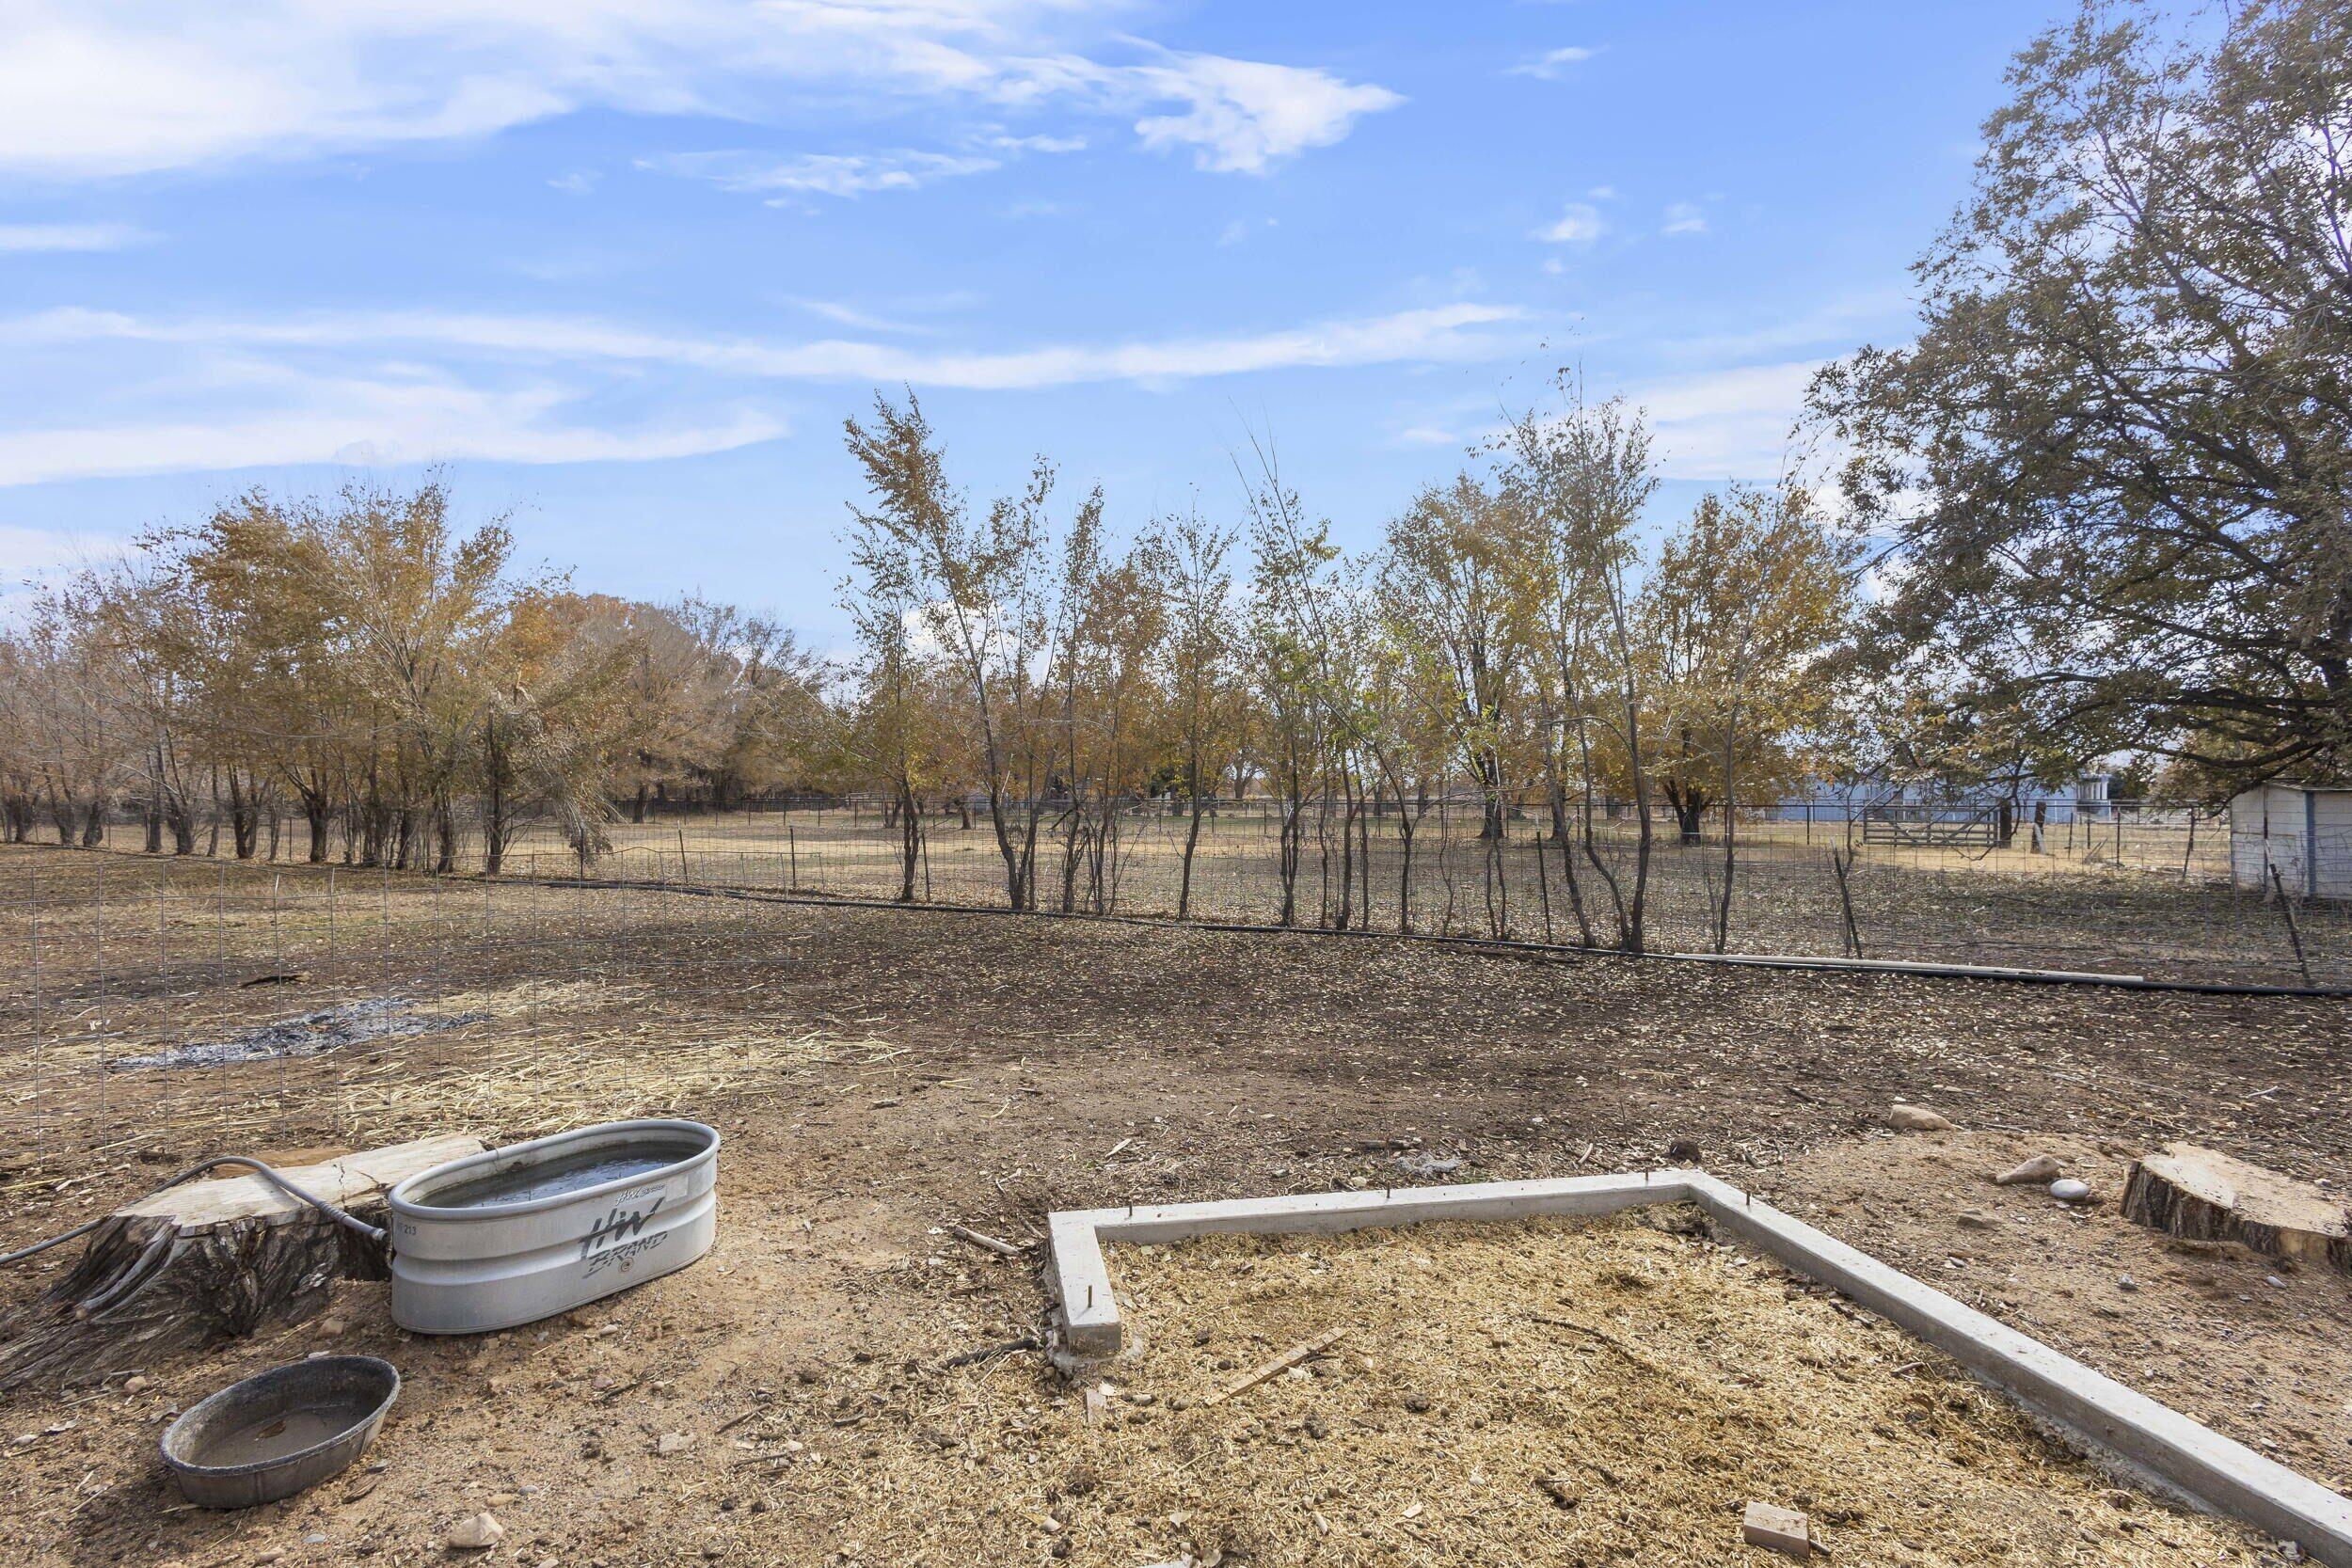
(304, 794), (331, 863)
(2122, 1143), (2350, 1275)
(896, 781), (921, 902)
(1715, 715), (1739, 954)
(1178, 767), (1206, 920)
(0, 1136), (484, 1392)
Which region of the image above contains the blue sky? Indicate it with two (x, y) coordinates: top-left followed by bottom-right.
(0, 0), (2058, 646)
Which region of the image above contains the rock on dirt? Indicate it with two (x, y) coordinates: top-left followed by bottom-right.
(1993, 1155), (2062, 1186)
(2049, 1179), (2095, 1205)
(446, 1513), (503, 1552)
(1740, 1500), (1814, 1559)
(1884, 1104), (1956, 1132)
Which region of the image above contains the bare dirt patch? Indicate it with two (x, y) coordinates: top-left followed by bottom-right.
(0, 847), (2345, 1566)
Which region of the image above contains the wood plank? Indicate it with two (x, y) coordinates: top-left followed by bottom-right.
(1200, 1326), (1347, 1407)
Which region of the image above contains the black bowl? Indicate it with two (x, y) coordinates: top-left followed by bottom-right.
(160, 1355), (399, 1508)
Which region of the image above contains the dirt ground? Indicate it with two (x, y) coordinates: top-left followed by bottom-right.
(884, 1214), (2264, 1566)
(0, 847), (2347, 1565)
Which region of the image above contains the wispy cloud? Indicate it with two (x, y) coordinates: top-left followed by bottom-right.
(1127, 54), (1403, 174)
(1661, 200), (1708, 236)
(1507, 46), (1597, 80)
(0, 222), (151, 253)
(786, 297), (929, 334)
(1532, 201), (1605, 246)
(0, 5), (1395, 182)
(0, 368), (787, 487)
(1631, 359), (1823, 481)
(0, 299), (1530, 485)
(4, 301), (1528, 392)
(1655, 287), (1915, 361)
(645, 148), (1009, 200)
(547, 170), (601, 196)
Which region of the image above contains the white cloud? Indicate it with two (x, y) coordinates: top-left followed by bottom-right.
(1630, 359), (1822, 481)
(0, 5), (1394, 182)
(0, 366), (787, 485)
(0, 521), (100, 576)
(1507, 46), (1597, 80)
(1128, 54), (1402, 174)
(1533, 201), (1605, 245)
(645, 147), (1007, 199)
(4, 301), (1526, 392)
(0, 222), (151, 253)
(1661, 200), (1707, 236)
(787, 297), (924, 334)
(0, 299), (1530, 485)
(548, 170), (600, 196)
(1656, 287), (1915, 361)
(1390, 424), (1459, 448)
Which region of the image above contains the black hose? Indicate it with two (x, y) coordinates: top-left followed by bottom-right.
(0, 1154), (389, 1268)
(507, 874), (2352, 998)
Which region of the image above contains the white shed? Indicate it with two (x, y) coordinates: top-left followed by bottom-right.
(2230, 782), (2352, 900)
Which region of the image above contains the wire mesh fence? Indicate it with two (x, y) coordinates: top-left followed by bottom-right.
(1, 792), (2343, 1196)
(18, 792), (2347, 987)
(463, 797), (2340, 987)
(0, 849), (898, 1196)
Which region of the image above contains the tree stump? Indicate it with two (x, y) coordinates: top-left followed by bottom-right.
(2121, 1142), (2350, 1275)
(0, 1134), (484, 1390)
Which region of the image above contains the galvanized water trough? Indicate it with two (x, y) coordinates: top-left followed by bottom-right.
(387, 1118), (719, 1334)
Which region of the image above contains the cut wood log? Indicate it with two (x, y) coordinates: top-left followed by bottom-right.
(0, 1134), (484, 1390)
(2121, 1143), (2350, 1276)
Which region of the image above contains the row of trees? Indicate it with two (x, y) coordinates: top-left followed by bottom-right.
(834, 382), (1858, 948)
(0, 377), (1860, 954)
(8, 0), (2337, 950)
(0, 483), (823, 872)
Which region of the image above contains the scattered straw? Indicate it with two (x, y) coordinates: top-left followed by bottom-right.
(825, 1212), (2265, 1566)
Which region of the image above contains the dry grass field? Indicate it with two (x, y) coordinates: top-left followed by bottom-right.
(0, 843), (2345, 1566)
